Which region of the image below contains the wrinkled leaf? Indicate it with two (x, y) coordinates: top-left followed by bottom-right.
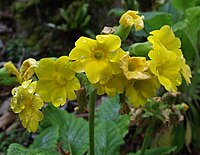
(41, 104), (89, 155)
(95, 121), (124, 155)
(7, 143), (59, 155)
(96, 95), (130, 138)
(29, 126), (59, 149)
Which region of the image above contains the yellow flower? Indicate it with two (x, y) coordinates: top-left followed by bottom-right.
(4, 61), (21, 83)
(148, 42), (181, 92)
(119, 10), (144, 31)
(120, 53), (151, 80)
(35, 56), (80, 107)
(10, 80), (44, 132)
(180, 56), (192, 84)
(125, 76), (159, 107)
(148, 25), (192, 84)
(148, 25), (182, 56)
(69, 34), (126, 84)
(20, 58), (38, 81)
(94, 74), (125, 96)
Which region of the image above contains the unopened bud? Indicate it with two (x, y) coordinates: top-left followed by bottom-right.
(129, 42), (152, 57)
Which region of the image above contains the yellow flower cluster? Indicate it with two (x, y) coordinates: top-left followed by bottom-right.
(69, 34), (160, 107)
(11, 80), (44, 132)
(9, 10), (192, 132)
(148, 25), (192, 92)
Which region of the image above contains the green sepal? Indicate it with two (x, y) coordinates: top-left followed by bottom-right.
(129, 42), (152, 57)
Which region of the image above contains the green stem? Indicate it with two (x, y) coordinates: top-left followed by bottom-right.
(114, 25), (132, 41)
(89, 89), (97, 155)
(140, 117), (156, 155)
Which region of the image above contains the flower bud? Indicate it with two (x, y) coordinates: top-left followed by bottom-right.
(129, 42), (152, 57)
(20, 58), (38, 81)
(4, 61), (21, 83)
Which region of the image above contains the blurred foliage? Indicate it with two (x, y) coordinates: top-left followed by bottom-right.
(0, 127), (31, 153)
(0, 0), (116, 62)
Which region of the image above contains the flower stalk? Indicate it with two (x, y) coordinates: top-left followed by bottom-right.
(114, 25), (132, 41)
(89, 89), (97, 155)
(140, 117), (156, 155)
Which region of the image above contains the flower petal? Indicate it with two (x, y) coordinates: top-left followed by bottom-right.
(96, 34), (121, 52)
(55, 56), (75, 80)
(51, 87), (66, 107)
(85, 60), (112, 84)
(36, 80), (57, 102)
(69, 37), (96, 61)
(35, 58), (55, 80)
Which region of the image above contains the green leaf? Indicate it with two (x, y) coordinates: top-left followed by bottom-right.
(172, 122), (185, 152)
(41, 104), (89, 155)
(29, 126), (59, 149)
(96, 95), (120, 122)
(189, 103), (200, 126)
(172, 19), (188, 32)
(172, 0), (197, 11)
(184, 6), (200, 45)
(95, 121), (124, 155)
(95, 96), (130, 154)
(185, 118), (192, 150)
(108, 8), (125, 16)
(75, 4), (89, 22)
(128, 146), (177, 155)
(143, 12), (173, 31)
(7, 143), (59, 155)
(96, 95), (130, 138)
(189, 118), (200, 147)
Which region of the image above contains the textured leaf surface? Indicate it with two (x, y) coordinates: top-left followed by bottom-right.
(41, 104), (89, 155)
(95, 121), (124, 155)
(96, 95), (130, 138)
(95, 96), (130, 154)
(7, 143), (59, 155)
(29, 126), (59, 149)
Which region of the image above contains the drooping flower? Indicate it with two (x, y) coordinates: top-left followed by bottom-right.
(94, 73), (125, 96)
(10, 80), (44, 132)
(148, 25), (192, 84)
(4, 61), (21, 83)
(148, 25), (181, 53)
(120, 53), (151, 80)
(20, 58), (38, 81)
(148, 42), (181, 92)
(69, 34), (126, 84)
(35, 56), (80, 107)
(180, 56), (192, 84)
(125, 76), (159, 107)
(119, 10), (144, 31)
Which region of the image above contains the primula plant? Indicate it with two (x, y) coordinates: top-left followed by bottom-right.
(2, 9), (193, 155)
